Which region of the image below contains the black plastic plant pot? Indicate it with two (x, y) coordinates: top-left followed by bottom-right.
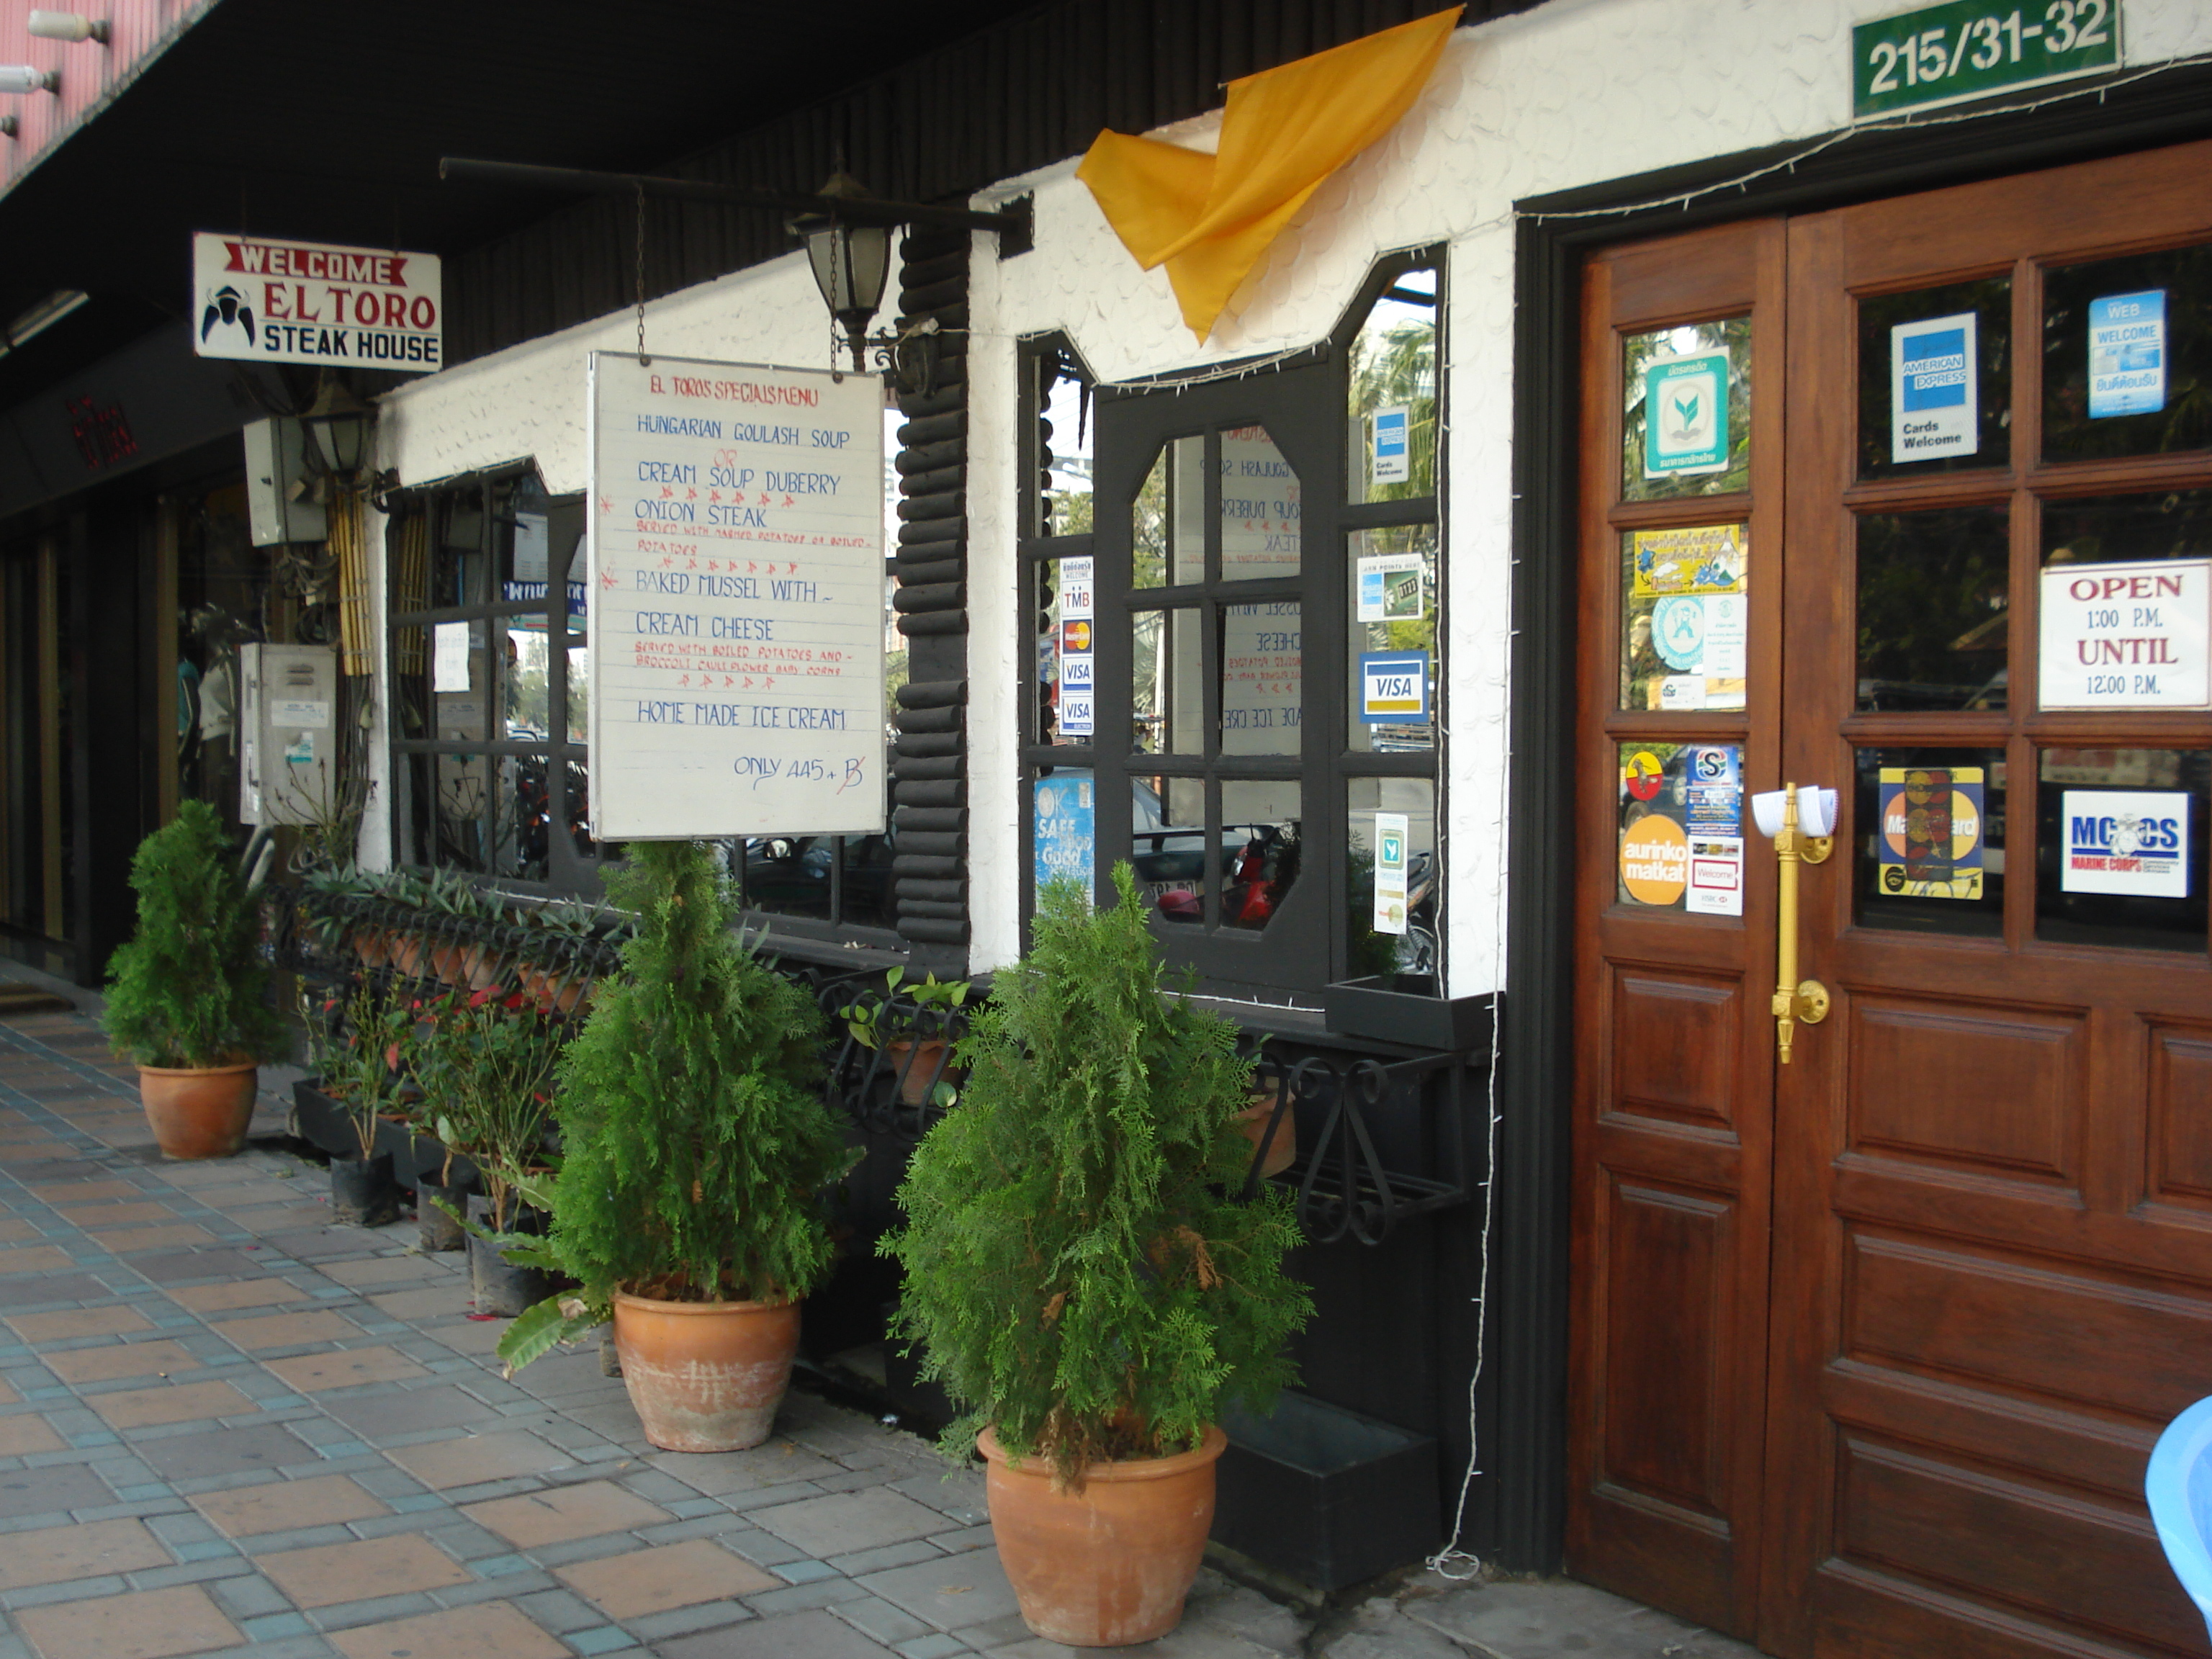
(331, 1151), (401, 1227)
(466, 1191), (554, 1316)
(417, 1178), (470, 1253)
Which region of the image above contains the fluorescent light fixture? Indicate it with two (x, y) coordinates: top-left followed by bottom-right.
(0, 66), (58, 94)
(0, 289), (89, 358)
(27, 12), (107, 43)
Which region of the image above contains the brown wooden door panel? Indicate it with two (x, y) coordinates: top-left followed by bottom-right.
(1762, 140), (2212, 1659)
(1568, 216), (1786, 1644)
(1576, 139), (2212, 1659)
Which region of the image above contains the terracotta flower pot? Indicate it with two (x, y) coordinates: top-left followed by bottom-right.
(389, 934), (426, 978)
(352, 927), (390, 968)
(138, 1061), (258, 1160)
(1233, 1090), (1297, 1179)
(978, 1424), (1227, 1647)
(886, 1036), (952, 1106)
(611, 1290), (801, 1452)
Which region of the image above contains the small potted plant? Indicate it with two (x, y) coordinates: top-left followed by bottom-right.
(104, 801), (288, 1160)
(497, 840), (853, 1453)
(842, 966), (969, 1106)
(882, 863), (1311, 1647)
(419, 982), (567, 1310)
(321, 980), (411, 1226)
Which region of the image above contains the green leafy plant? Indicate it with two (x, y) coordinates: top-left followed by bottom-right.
(496, 840), (853, 1372)
(325, 981), (415, 1159)
(881, 862), (1311, 1488)
(104, 801), (287, 1071)
(418, 983), (565, 1224)
(840, 966), (969, 1048)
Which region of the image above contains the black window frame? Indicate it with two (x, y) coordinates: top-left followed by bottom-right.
(385, 464), (604, 896)
(1017, 249), (1445, 1000)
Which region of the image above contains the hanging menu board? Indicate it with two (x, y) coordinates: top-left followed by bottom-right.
(587, 353), (885, 840)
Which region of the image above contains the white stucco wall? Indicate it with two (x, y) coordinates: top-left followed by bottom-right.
(364, 0), (2212, 989)
(966, 0), (2212, 992)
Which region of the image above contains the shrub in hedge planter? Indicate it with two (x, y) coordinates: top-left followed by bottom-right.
(497, 840), (853, 1452)
(882, 863), (1311, 1647)
(418, 982), (567, 1312)
(321, 981), (412, 1226)
(104, 802), (288, 1159)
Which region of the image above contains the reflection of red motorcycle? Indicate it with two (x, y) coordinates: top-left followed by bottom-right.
(1155, 822), (1300, 927)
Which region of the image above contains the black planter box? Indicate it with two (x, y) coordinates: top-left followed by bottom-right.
(1322, 976), (1493, 1051)
(1213, 1390), (1439, 1593)
(291, 1081), (356, 1159)
(290, 1082), (475, 1193)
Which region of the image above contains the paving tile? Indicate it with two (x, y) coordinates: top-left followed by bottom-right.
(0, 1458), (112, 1516)
(189, 1473), (392, 1538)
(0, 1246), (78, 1276)
(461, 1480), (671, 1548)
(318, 1258), (449, 1290)
(44, 1339), (202, 1384)
(649, 1441), (844, 1495)
(127, 1251), (271, 1287)
(0, 1413), (66, 1455)
(556, 1537), (780, 1619)
(0, 1272), (112, 1308)
(320, 1384), (496, 1439)
(207, 1310), (358, 1351)
(754, 1489), (955, 1558)
(326, 1599), (567, 1659)
(9, 1305), (156, 1342)
(55, 1202), (175, 1226)
(657, 1608), (898, 1658)
(258, 1533), (471, 1609)
(28, 1179), (140, 1202)
(136, 1423), (313, 1481)
(364, 1286), (464, 1321)
(0, 1515), (171, 1589)
(384, 1432), (571, 1491)
(13, 1581), (243, 1659)
(91, 1226), (218, 1254)
(168, 1281), (309, 1314)
(261, 1346), (428, 1393)
(90, 1379), (258, 1429)
(857, 1550), (1020, 1632)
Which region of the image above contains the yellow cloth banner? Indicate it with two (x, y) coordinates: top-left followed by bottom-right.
(1076, 8), (1462, 343)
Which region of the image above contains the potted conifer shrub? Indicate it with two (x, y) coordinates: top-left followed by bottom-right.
(498, 840), (852, 1452)
(104, 801), (287, 1160)
(882, 863), (1312, 1648)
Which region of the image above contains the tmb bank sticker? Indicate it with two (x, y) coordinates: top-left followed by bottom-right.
(1877, 766), (1984, 900)
(1686, 835), (1745, 917)
(2062, 791), (2191, 899)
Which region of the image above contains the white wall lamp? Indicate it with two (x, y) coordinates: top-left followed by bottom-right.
(27, 12), (109, 44)
(297, 370), (377, 491)
(0, 66), (59, 94)
(0, 117), (15, 138)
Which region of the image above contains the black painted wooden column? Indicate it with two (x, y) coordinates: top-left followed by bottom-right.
(888, 225), (969, 966)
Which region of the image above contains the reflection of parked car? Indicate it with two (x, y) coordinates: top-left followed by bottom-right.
(740, 829), (896, 928)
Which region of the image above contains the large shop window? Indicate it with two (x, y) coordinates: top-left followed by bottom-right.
(387, 467), (899, 935)
(387, 470), (607, 896)
(1019, 253), (1442, 1000)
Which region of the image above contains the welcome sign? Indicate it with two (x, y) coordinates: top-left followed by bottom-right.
(192, 233), (441, 369)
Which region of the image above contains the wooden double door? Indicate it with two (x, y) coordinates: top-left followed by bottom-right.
(1570, 140), (2212, 1658)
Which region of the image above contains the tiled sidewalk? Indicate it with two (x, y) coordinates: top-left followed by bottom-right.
(0, 1005), (1305, 1659)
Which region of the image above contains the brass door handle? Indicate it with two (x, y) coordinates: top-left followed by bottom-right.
(1766, 781), (1832, 1066)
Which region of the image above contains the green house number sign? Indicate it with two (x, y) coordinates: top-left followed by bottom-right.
(1853, 0), (2120, 118)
